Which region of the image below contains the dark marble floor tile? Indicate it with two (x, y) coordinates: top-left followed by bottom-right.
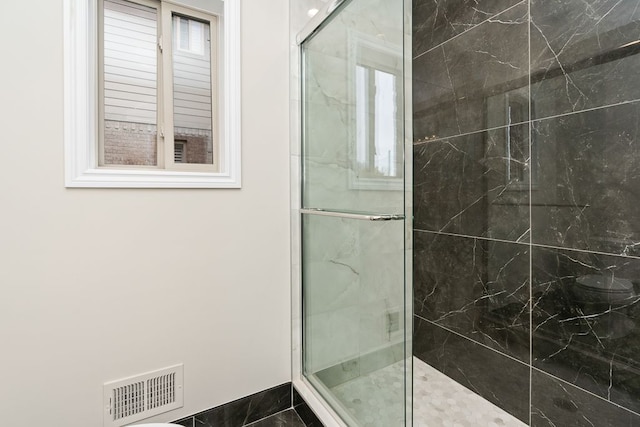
(293, 387), (303, 407)
(413, 316), (530, 423)
(293, 387), (324, 427)
(173, 417), (194, 427)
(531, 102), (640, 255)
(531, 0), (640, 120)
(413, 125), (530, 241)
(414, 232), (530, 362)
(413, 3), (529, 140)
(531, 369), (640, 427)
(245, 410), (306, 427)
(413, 0), (521, 57)
(532, 246), (640, 413)
(195, 383), (291, 427)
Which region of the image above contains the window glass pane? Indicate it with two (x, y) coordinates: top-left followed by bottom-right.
(179, 17), (189, 51)
(189, 21), (204, 55)
(172, 15), (214, 166)
(355, 65), (400, 179)
(374, 69), (397, 177)
(103, 0), (158, 166)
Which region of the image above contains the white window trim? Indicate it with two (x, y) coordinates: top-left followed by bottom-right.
(64, 0), (241, 188)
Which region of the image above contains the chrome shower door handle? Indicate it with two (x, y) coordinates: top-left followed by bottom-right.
(300, 208), (404, 222)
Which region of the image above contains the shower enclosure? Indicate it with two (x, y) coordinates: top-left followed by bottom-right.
(295, 0), (640, 426)
(296, 0), (412, 425)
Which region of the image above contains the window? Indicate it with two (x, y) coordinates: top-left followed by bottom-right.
(100, 0), (218, 171)
(175, 16), (206, 55)
(64, 0), (241, 188)
(355, 65), (401, 179)
(348, 31), (403, 191)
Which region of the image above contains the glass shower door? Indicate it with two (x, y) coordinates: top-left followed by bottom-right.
(299, 0), (410, 425)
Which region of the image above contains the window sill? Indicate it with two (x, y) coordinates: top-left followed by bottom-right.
(66, 168), (241, 188)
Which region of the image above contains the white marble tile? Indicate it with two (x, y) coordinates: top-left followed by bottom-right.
(302, 214), (407, 369)
(303, 216), (361, 313)
(330, 357), (527, 427)
(412, 358), (526, 427)
(358, 300), (404, 355)
(331, 357), (407, 426)
(305, 306), (361, 371)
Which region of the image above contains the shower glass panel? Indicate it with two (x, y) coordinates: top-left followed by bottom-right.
(300, 0), (410, 425)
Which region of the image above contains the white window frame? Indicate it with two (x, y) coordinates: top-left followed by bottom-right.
(64, 0), (241, 188)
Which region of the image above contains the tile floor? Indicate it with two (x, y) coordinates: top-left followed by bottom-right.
(331, 357), (526, 426)
(245, 409), (306, 427)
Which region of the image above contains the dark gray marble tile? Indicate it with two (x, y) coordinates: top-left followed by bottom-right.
(173, 417), (194, 427)
(245, 410), (306, 427)
(413, 125), (530, 241)
(413, 3), (529, 141)
(413, 316), (530, 423)
(531, 0), (640, 120)
(531, 102), (640, 255)
(195, 383), (291, 427)
(531, 369), (640, 427)
(532, 246), (640, 413)
(413, 0), (521, 57)
(293, 387), (324, 427)
(414, 232), (530, 362)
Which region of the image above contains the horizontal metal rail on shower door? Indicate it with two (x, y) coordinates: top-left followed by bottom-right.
(300, 208), (404, 222)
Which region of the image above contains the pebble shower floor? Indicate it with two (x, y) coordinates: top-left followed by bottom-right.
(331, 357), (526, 426)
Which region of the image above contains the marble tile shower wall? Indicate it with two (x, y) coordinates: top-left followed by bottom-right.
(412, 0), (640, 426)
